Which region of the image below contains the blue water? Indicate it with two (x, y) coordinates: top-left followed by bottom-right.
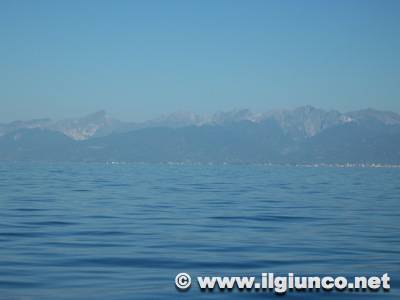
(0, 163), (399, 299)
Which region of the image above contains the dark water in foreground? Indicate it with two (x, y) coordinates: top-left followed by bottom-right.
(0, 163), (399, 300)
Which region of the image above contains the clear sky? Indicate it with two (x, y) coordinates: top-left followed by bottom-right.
(0, 0), (399, 122)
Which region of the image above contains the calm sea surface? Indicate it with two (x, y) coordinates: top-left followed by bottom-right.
(0, 163), (399, 299)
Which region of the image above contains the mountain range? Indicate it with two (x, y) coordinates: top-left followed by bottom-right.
(1, 106), (399, 164)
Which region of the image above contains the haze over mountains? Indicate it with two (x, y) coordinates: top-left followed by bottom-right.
(1, 106), (399, 164)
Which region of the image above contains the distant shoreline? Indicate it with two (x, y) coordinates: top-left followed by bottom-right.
(1, 160), (400, 169)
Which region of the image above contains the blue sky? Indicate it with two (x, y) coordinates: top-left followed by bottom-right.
(0, 0), (399, 122)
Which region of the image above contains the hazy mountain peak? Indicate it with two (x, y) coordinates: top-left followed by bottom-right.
(1, 106), (400, 164)
(52, 110), (118, 140)
(294, 105), (318, 113)
(211, 109), (259, 124)
(346, 108), (400, 125)
(260, 106), (344, 138)
(1, 106), (399, 142)
(0, 118), (53, 137)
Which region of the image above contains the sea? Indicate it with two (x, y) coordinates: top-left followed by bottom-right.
(0, 162), (399, 299)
